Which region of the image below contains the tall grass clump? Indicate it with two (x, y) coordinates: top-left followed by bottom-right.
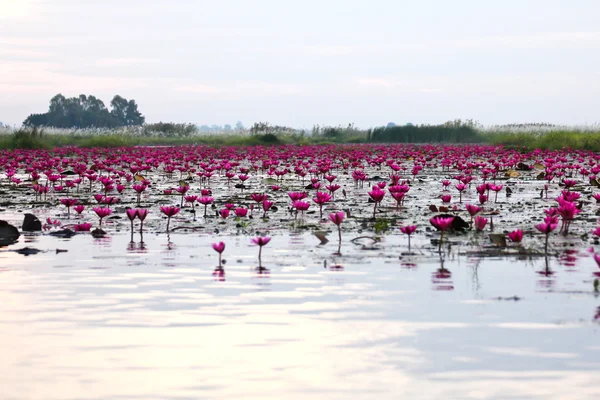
(311, 124), (368, 143)
(482, 124), (600, 151)
(9, 127), (48, 149)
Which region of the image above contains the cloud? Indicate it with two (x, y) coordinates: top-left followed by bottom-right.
(0, 0), (45, 21)
(356, 78), (402, 88)
(94, 58), (163, 67)
(175, 81), (310, 97)
(355, 78), (441, 94)
(303, 45), (354, 56)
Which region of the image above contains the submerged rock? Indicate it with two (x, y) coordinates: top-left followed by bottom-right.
(91, 228), (106, 238)
(433, 214), (469, 231)
(22, 213), (42, 232)
(14, 247), (42, 256)
(0, 220), (20, 246)
(48, 229), (75, 238)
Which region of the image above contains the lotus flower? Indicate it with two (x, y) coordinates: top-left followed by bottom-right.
(160, 205), (180, 231)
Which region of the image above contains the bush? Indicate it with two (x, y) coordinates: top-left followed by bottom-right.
(256, 133), (280, 144)
(11, 127), (47, 149)
(143, 122), (198, 138)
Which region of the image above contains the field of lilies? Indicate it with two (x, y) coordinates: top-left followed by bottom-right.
(1, 143), (600, 281)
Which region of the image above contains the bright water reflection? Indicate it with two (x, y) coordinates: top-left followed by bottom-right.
(1, 233), (599, 399)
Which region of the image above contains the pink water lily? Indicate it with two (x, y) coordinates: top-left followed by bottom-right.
(252, 236), (271, 265)
(368, 186), (386, 219)
(160, 205), (180, 231)
(73, 222), (92, 232)
(93, 206), (112, 227)
(474, 215), (488, 232)
(507, 229), (523, 243)
(212, 241), (225, 267)
(329, 211), (345, 245)
(535, 219), (558, 254)
(430, 216), (454, 252)
(400, 225), (417, 250)
(60, 198), (78, 217)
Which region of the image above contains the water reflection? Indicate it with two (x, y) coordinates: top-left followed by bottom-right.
(559, 249), (578, 268)
(127, 239), (147, 253)
(432, 255), (454, 291)
(536, 256), (556, 289)
(212, 267), (225, 281)
(255, 266), (270, 275)
(1, 232), (600, 399)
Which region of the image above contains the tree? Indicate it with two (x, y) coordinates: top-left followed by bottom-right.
(23, 93), (145, 128)
(23, 113), (48, 127)
(235, 121), (244, 130)
(125, 99), (144, 125)
(110, 95), (128, 125)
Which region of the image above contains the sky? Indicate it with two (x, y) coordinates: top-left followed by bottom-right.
(1, 0), (599, 128)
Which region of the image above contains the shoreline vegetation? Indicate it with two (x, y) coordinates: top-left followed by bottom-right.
(1, 120), (600, 150)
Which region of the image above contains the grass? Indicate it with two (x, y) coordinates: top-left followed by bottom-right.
(480, 129), (600, 151)
(0, 130), (309, 149)
(2, 123), (600, 150)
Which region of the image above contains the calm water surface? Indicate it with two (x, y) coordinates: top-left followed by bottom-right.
(1, 232), (599, 399)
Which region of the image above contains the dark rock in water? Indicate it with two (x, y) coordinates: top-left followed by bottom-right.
(22, 213), (42, 231)
(61, 170), (76, 175)
(14, 247), (42, 256)
(234, 183), (246, 189)
(431, 214), (469, 231)
(516, 162), (531, 171)
(91, 228), (106, 238)
(305, 183), (314, 190)
(48, 229), (75, 238)
(368, 176), (384, 181)
(0, 220), (20, 246)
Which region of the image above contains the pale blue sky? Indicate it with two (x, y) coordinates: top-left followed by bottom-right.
(1, 0), (599, 128)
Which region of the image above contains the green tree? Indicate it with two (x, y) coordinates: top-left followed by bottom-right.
(24, 93), (145, 128)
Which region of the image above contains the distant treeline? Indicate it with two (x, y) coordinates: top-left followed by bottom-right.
(308, 120), (481, 144)
(23, 94), (145, 128)
(369, 120), (479, 143)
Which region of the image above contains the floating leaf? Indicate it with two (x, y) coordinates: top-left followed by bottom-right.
(534, 163), (545, 170)
(134, 174), (146, 181)
(489, 233), (506, 247)
(179, 180), (189, 187)
(536, 172), (545, 180)
(313, 231), (329, 245)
